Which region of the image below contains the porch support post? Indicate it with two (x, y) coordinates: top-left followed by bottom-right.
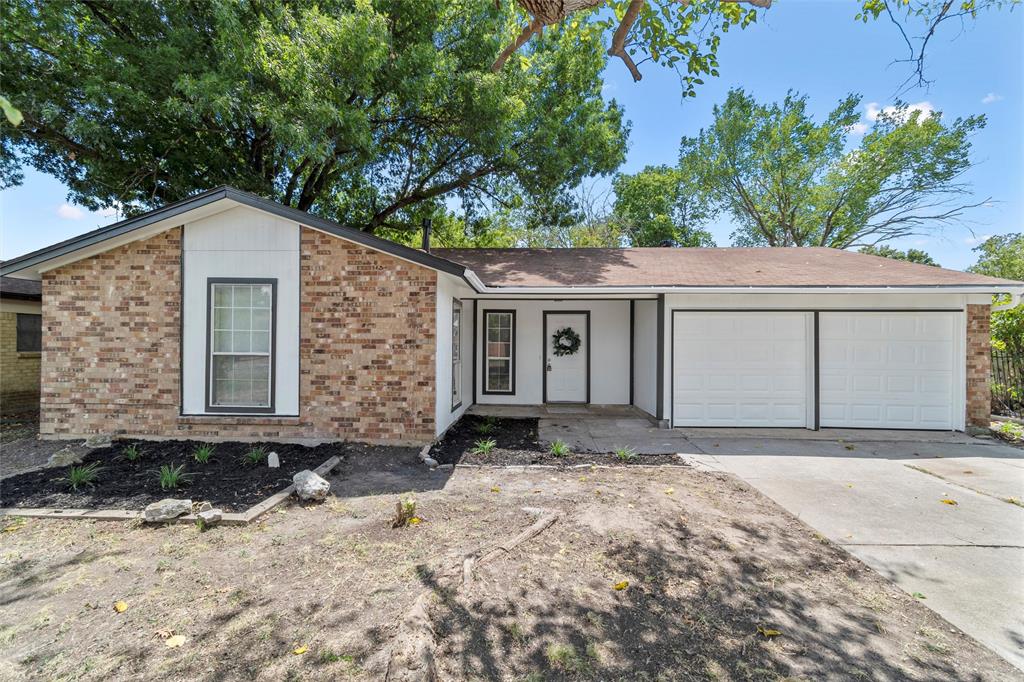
(656, 294), (665, 422)
(629, 300), (635, 406)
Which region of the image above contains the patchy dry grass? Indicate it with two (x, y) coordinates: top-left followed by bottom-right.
(0, 459), (1018, 681)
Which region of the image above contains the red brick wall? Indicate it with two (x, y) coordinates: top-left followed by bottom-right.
(41, 229), (182, 437)
(40, 226), (437, 444)
(966, 303), (992, 428)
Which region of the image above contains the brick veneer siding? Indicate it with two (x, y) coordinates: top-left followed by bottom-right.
(40, 226), (437, 444)
(966, 303), (992, 428)
(0, 309), (42, 414)
(41, 229), (182, 437)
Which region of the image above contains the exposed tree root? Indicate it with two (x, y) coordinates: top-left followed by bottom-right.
(385, 507), (560, 682)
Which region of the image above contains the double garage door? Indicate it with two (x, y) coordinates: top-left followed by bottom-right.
(672, 311), (960, 430)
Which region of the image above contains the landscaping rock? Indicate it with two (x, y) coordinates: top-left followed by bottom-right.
(144, 499), (193, 523)
(422, 457), (439, 469)
(197, 508), (223, 525)
(84, 434), (113, 449)
(293, 470), (330, 501)
(47, 445), (85, 468)
(267, 451), (280, 468)
(437, 463), (454, 471)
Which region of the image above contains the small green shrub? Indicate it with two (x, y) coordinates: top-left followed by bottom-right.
(193, 444), (216, 464)
(614, 446), (636, 462)
(65, 462), (102, 491)
(471, 438), (497, 455)
(549, 440), (570, 457)
(241, 445), (267, 466)
(157, 464), (189, 490)
(122, 444), (142, 462)
(475, 417), (498, 435)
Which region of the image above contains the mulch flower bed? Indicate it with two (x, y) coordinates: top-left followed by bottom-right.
(1, 440), (346, 512)
(430, 415), (682, 466)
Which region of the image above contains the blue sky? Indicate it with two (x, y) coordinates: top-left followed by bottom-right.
(1, 1), (1021, 271)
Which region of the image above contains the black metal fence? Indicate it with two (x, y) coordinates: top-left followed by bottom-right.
(992, 351), (1024, 417)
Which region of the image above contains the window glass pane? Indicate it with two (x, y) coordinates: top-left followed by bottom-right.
(232, 331), (251, 353)
(252, 308), (271, 332)
(250, 331), (270, 353)
(213, 308), (230, 330)
(233, 308), (251, 331)
(253, 285), (272, 308)
(232, 285), (251, 307)
(213, 331), (232, 353)
(213, 285), (232, 307)
(16, 314), (42, 352)
(487, 359), (510, 392)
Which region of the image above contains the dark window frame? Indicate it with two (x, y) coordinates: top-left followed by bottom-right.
(15, 313), (42, 353)
(481, 309), (516, 395)
(452, 298), (463, 412)
(204, 277), (277, 414)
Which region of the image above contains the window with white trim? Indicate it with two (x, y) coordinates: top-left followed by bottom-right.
(208, 280), (275, 411)
(484, 310), (514, 393)
(452, 299), (463, 410)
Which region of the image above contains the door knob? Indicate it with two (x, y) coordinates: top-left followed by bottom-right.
(546, 363), (552, 372)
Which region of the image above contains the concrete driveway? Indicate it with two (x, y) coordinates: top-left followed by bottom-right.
(676, 429), (1024, 671)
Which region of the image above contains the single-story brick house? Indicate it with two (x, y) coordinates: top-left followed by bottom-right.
(0, 275), (43, 415)
(2, 187), (1022, 444)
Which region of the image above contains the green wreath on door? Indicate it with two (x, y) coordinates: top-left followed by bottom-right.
(551, 327), (581, 357)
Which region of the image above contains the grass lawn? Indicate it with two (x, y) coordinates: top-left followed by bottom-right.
(0, 454), (1017, 681)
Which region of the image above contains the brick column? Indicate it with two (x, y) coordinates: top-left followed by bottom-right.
(965, 304), (991, 428)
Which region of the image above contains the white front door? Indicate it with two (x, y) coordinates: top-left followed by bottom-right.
(818, 312), (958, 429)
(545, 312), (588, 403)
(673, 312), (811, 427)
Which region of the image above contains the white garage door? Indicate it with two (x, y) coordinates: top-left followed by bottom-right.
(819, 312), (958, 429)
(673, 312), (810, 427)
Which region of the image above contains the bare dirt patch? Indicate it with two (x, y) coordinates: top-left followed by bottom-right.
(431, 415), (680, 466)
(0, 462), (1018, 681)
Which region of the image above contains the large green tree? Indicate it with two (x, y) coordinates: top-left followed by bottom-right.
(669, 89), (985, 248)
(1, 0), (626, 235)
(968, 234), (1024, 354)
(611, 165), (715, 246)
(858, 245), (939, 266)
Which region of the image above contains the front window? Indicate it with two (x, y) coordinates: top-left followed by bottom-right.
(452, 299), (463, 410)
(16, 313), (41, 352)
(484, 310), (515, 394)
(207, 280), (275, 411)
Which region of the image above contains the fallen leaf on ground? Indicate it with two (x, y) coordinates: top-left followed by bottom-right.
(165, 635), (186, 648)
(664, 487), (674, 495)
(912, 592), (927, 599)
(940, 498), (958, 506)
(408, 517), (422, 525)
(844, 444), (855, 450)
(293, 645), (308, 655)
(490, 486), (500, 493)
(613, 581), (629, 591)
(113, 601), (128, 613)
(756, 626), (781, 638)
(154, 629), (173, 639)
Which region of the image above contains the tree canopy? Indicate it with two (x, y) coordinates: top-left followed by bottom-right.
(2, 0), (627, 235)
(858, 245), (939, 266)
(969, 234), (1024, 354)
(662, 89), (986, 248)
(611, 165), (715, 246)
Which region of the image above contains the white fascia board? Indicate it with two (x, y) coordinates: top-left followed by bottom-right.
(467, 284), (1024, 297)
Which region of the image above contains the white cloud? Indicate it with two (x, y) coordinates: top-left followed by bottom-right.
(865, 100), (935, 123)
(964, 234), (993, 247)
(847, 122), (870, 136)
(981, 92), (1003, 104)
(56, 203), (84, 220)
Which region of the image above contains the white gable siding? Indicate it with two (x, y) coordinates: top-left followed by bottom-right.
(181, 206), (300, 415)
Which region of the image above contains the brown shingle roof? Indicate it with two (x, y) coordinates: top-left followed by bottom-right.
(0, 275), (42, 300)
(430, 247), (1022, 289)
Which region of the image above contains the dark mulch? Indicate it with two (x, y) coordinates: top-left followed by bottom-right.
(0, 439), (350, 512)
(430, 414), (682, 466)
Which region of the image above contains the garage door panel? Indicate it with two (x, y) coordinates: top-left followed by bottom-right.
(673, 312), (809, 427)
(820, 312), (957, 430)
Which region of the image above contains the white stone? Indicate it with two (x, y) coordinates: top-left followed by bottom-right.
(144, 499), (193, 523)
(437, 463), (454, 471)
(197, 508), (223, 525)
(293, 470), (330, 501)
(47, 446), (84, 468)
(84, 434), (113, 449)
(267, 451), (280, 468)
(422, 457), (439, 468)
